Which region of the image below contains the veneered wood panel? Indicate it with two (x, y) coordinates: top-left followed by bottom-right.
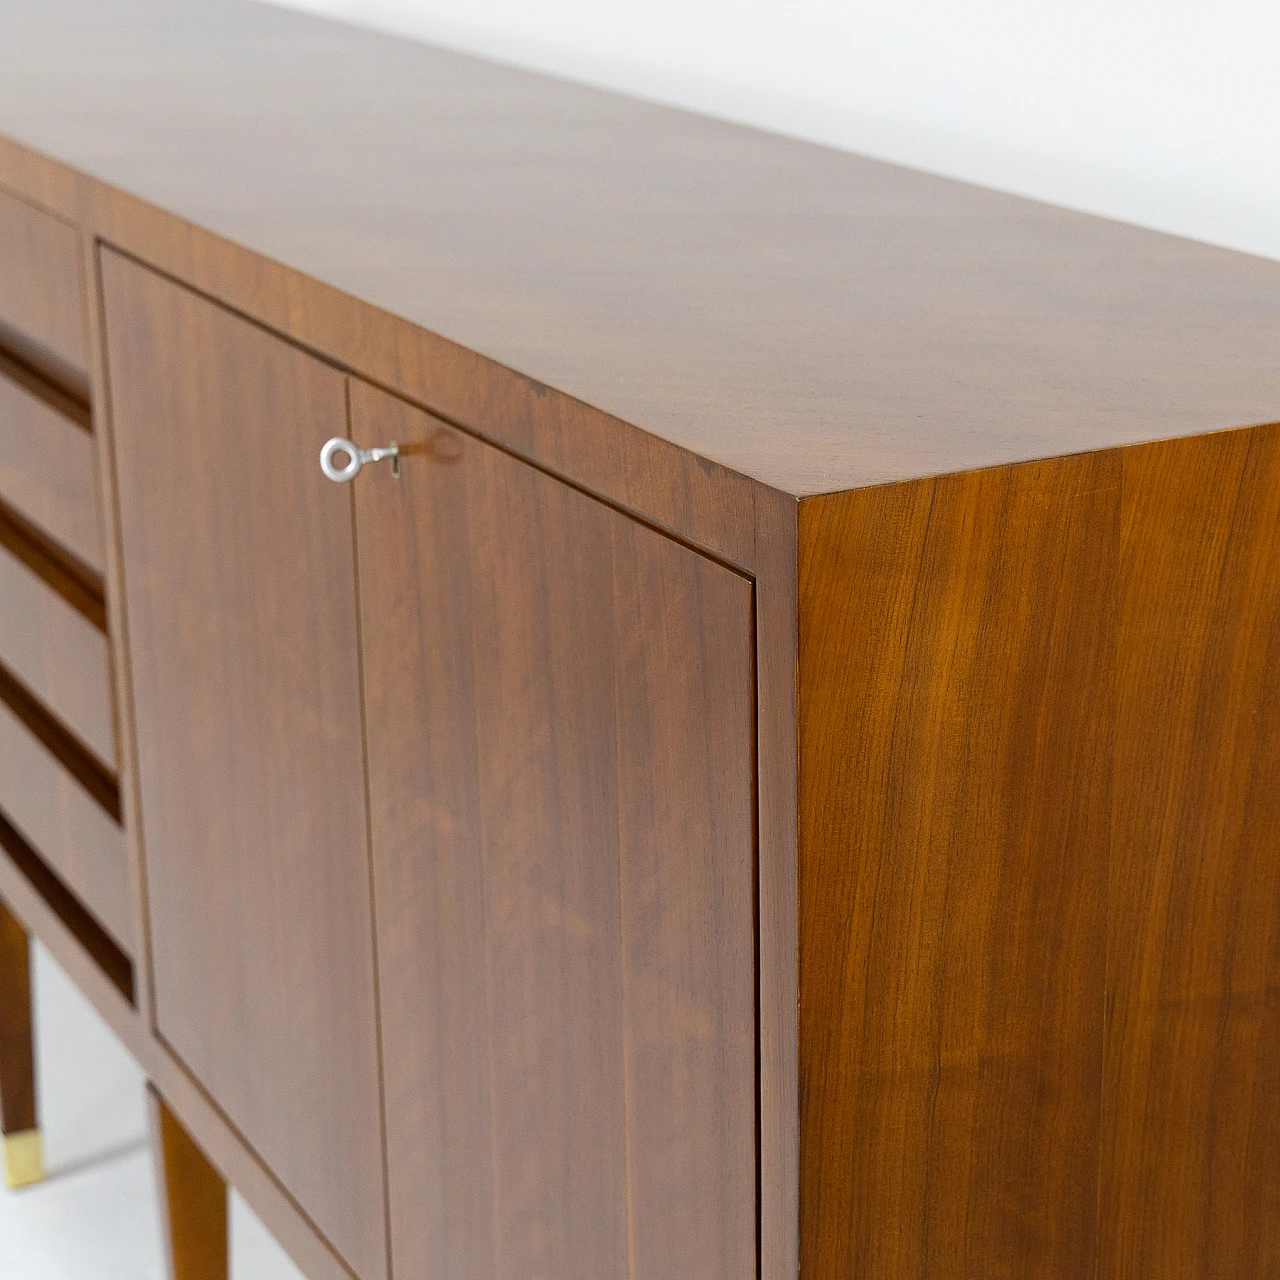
(5, 2), (1280, 493)
(0, 540), (115, 770)
(351, 381), (757, 1280)
(0, 349), (102, 574)
(798, 452), (1120, 1278)
(25, 155), (799, 1276)
(100, 251), (387, 1280)
(1103, 426), (1280, 1278)
(0, 184), (87, 395)
(608, 510), (759, 1280)
(0, 698), (132, 955)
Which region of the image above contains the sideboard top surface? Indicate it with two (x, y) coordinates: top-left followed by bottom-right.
(3, 0), (1279, 497)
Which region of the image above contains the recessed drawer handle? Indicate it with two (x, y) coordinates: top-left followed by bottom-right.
(320, 436), (399, 482)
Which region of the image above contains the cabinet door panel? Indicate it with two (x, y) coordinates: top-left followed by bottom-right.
(100, 252), (387, 1280)
(351, 380), (758, 1280)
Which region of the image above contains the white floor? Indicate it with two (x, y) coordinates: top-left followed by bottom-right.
(0, 942), (305, 1280)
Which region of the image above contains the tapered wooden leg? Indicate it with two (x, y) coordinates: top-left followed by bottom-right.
(148, 1085), (228, 1280)
(0, 896), (43, 1190)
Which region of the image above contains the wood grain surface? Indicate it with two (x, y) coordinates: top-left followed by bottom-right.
(0, 18), (1271, 1274)
(0, 183), (88, 397)
(1103, 427), (1280, 1278)
(0, 348), (102, 576)
(7, 151), (802, 1280)
(0, 827), (352, 1280)
(352, 382), (758, 1280)
(0, 894), (36, 1137)
(799, 430), (1280, 1278)
(0, 698), (132, 955)
(0, 541), (116, 771)
(100, 252), (388, 1280)
(149, 1085), (229, 1280)
(799, 453), (1119, 1278)
(0, 497), (105, 631)
(1, 0), (1279, 494)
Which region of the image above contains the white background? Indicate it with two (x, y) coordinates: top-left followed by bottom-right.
(268, 0), (1280, 262)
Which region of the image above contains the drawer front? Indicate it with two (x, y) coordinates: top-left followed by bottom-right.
(0, 351), (103, 574)
(0, 187), (88, 395)
(0, 698), (133, 955)
(0, 543), (116, 770)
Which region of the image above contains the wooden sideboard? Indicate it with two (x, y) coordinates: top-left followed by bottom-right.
(0, 2), (1278, 1278)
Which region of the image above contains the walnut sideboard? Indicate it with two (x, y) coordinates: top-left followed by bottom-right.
(0, 3), (1278, 1278)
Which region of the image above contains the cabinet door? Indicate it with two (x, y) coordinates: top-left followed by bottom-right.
(351, 380), (759, 1280)
(100, 253), (387, 1280)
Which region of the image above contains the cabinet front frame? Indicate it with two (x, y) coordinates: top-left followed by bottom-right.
(60, 185), (798, 1280)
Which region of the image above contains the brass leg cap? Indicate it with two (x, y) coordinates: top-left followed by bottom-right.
(3, 1130), (45, 1189)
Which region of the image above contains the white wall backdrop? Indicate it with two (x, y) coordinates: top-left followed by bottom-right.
(267, 0), (1280, 262)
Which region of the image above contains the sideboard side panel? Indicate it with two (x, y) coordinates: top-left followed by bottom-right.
(1103, 426), (1280, 1278)
(798, 452), (1121, 1277)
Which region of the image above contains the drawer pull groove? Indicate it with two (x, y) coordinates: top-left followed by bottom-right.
(0, 499), (106, 627)
(0, 807), (133, 1003)
(0, 660), (120, 823)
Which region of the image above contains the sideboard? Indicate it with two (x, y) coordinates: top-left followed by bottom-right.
(0, 2), (1278, 1278)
